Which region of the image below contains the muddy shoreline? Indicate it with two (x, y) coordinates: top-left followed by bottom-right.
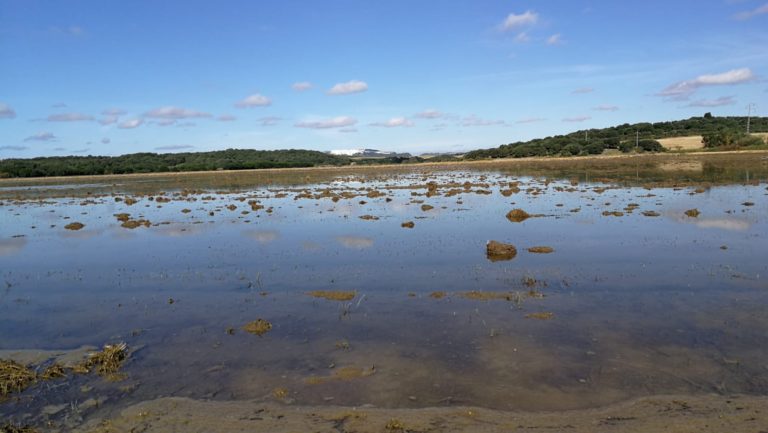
(78, 394), (768, 433)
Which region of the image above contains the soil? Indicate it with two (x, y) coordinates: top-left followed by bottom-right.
(77, 394), (768, 433)
(486, 241), (517, 262)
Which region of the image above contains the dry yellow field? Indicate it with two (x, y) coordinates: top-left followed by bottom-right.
(659, 133), (768, 151)
(658, 135), (704, 150)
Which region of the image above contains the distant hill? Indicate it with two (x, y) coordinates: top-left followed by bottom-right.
(464, 115), (768, 160)
(329, 148), (412, 158)
(0, 149), (350, 178)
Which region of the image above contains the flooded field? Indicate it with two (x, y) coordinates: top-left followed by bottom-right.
(1, 153), (768, 432)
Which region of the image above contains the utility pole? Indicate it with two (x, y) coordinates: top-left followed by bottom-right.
(746, 103), (756, 134)
(635, 130), (639, 151)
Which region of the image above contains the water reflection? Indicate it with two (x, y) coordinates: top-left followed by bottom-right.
(0, 237), (26, 256)
(245, 229), (279, 244)
(694, 218), (751, 231)
(336, 235), (374, 249)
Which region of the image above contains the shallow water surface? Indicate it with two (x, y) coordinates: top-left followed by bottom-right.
(1, 154), (768, 428)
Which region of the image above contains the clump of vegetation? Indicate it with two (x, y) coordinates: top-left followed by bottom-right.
(121, 219), (151, 229)
(486, 240), (517, 261)
(525, 312), (555, 320)
(505, 209), (531, 223)
(684, 208), (701, 218)
(0, 423), (40, 433)
(242, 319), (272, 336)
(76, 343), (129, 378)
(305, 365), (375, 385)
(308, 290), (356, 301)
(420, 204), (434, 211)
(401, 221), (415, 228)
(40, 363), (66, 380)
(642, 210), (660, 217)
(385, 419), (407, 432)
(527, 246), (554, 254)
(429, 291), (446, 299)
(64, 222), (84, 230)
(359, 215), (379, 220)
(0, 359), (37, 398)
(602, 211), (624, 217)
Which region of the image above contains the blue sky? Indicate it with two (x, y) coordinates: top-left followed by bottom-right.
(1, 0), (766, 157)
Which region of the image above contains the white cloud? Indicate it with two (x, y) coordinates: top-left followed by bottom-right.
(155, 119), (177, 127)
(24, 132), (56, 142)
(415, 109), (444, 119)
(657, 68), (754, 100)
(514, 32), (530, 43)
(501, 10), (539, 31)
(546, 34), (562, 45)
(144, 106), (212, 119)
(156, 145), (194, 151)
(292, 81), (313, 91)
(571, 87), (594, 94)
(217, 114), (236, 122)
(47, 112), (94, 122)
(328, 80), (368, 95)
(593, 104), (619, 112)
(686, 96), (736, 107)
(235, 93), (272, 108)
(734, 3), (768, 20)
(118, 118), (143, 129)
(461, 115), (505, 127)
(258, 116), (281, 126)
(52, 25), (84, 36)
(562, 116), (591, 122)
(0, 103), (16, 119)
(99, 116), (118, 125)
(102, 108), (126, 116)
(516, 117), (546, 123)
(295, 116), (357, 129)
(101, 137), (110, 144)
(370, 117), (414, 127)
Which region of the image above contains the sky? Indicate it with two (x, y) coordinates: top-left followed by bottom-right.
(1, 0), (767, 158)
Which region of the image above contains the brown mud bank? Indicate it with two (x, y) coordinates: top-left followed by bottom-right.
(80, 394), (768, 433)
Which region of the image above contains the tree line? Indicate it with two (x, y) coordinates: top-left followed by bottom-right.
(0, 149), (351, 178)
(464, 115), (767, 160)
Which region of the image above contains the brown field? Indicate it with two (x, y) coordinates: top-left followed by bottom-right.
(658, 135), (704, 150)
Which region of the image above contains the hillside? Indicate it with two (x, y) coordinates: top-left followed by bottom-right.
(464, 115), (768, 160)
(0, 149), (350, 178)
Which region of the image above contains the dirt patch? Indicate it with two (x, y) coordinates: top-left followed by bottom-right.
(242, 319), (272, 336)
(64, 222), (84, 230)
(505, 209), (531, 223)
(527, 246), (554, 254)
(486, 240), (517, 262)
(308, 290), (356, 301)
